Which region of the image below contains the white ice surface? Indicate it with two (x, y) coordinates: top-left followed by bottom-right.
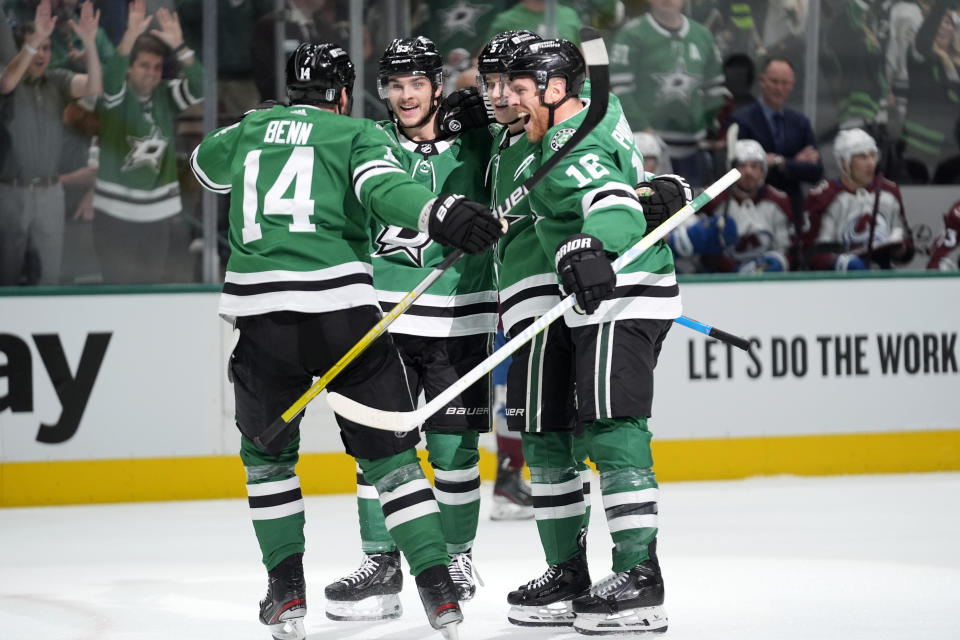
(2, 472), (959, 640)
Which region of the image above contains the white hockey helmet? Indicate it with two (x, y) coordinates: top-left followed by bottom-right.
(731, 138), (767, 174)
(834, 127), (878, 174)
(633, 131), (662, 161)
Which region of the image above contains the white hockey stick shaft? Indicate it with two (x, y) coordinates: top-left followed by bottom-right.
(327, 168), (742, 431)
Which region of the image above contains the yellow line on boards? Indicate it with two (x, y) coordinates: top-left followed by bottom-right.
(2, 430), (958, 507)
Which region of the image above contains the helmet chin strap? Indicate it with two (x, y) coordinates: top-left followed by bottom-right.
(539, 91), (574, 129)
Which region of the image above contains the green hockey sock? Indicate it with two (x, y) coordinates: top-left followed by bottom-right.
(354, 464), (395, 553)
(240, 435), (305, 571)
(588, 417), (659, 572)
(522, 431), (585, 566)
(357, 450), (448, 576)
(426, 430), (481, 554)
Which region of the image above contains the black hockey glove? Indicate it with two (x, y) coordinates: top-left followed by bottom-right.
(635, 174), (693, 236)
(436, 87), (492, 139)
(555, 233), (617, 315)
(425, 193), (504, 254)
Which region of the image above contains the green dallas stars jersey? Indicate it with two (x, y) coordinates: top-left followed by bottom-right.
(609, 13), (726, 155)
(190, 104), (437, 319)
(529, 96), (682, 327)
(490, 123), (558, 336)
(94, 53), (203, 222)
(369, 121), (497, 337)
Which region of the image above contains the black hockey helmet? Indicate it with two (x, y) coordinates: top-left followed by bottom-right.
(506, 38), (586, 96)
(477, 30), (541, 76)
(377, 36), (444, 99)
(286, 42), (355, 110)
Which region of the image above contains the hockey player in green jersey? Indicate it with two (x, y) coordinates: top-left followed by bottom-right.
(323, 35), (498, 622)
(609, 0), (727, 185)
(189, 43), (502, 640)
(504, 38), (677, 634)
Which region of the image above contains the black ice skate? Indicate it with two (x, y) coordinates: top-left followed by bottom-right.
(324, 550), (403, 621)
(415, 564), (463, 640)
(490, 454), (534, 521)
(259, 553), (306, 640)
(572, 544), (668, 635)
(448, 551), (483, 601)
(506, 551), (591, 627)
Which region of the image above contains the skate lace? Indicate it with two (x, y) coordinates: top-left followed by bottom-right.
(590, 571), (629, 597)
(339, 554), (380, 585)
(525, 565), (559, 590)
(449, 553), (485, 588)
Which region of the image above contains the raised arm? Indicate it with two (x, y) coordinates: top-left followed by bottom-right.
(68, 1), (103, 98)
(116, 0), (153, 57)
(0, 0), (56, 95)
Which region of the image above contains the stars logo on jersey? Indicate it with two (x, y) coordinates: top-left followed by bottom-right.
(373, 225), (433, 267)
(652, 59), (699, 106)
(440, 1), (492, 37)
(122, 131), (168, 172)
(550, 128), (576, 151)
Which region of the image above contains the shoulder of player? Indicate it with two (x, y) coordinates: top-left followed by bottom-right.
(762, 184), (792, 210)
(877, 176), (903, 197)
(804, 178), (843, 211)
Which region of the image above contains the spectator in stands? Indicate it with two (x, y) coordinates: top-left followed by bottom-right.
(178, 0), (272, 122)
(729, 56), (822, 243)
(903, 0), (960, 182)
(695, 139), (795, 273)
(487, 0), (583, 44)
(926, 198), (960, 269)
(820, 0), (890, 131)
(610, 0), (728, 186)
(426, 0), (507, 64)
(92, 0), (203, 284)
(0, 0), (102, 286)
(251, 0), (347, 103)
(49, 0), (115, 72)
(803, 128), (914, 271)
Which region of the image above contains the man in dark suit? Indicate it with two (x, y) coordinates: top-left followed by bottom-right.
(730, 57), (823, 251)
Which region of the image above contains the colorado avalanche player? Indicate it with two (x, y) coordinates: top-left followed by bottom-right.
(803, 128), (914, 271)
(697, 139), (796, 273)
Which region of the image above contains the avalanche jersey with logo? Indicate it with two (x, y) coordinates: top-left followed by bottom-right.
(370, 122), (497, 337)
(701, 185), (795, 272)
(610, 13), (727, 156)
(190, 104), (436, 319)
(529, 97), (681, 327)
(95, 53), (203, 222)
(803, 177), (911, 270)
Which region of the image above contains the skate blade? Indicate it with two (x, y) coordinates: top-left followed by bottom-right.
(325, 594), (402, 621)
(438, 619), (461, 640)
(267, 617), (305, 640)
(507, 601), (576, 626)
(573, 604), (668, 635)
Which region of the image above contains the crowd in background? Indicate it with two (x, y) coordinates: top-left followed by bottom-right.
(1, 0), (959, 286)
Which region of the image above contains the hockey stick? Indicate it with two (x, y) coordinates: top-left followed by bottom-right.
(253, 29), (611, 450)
(327, 168), (742, 431)
(673, 315), (751, 352)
